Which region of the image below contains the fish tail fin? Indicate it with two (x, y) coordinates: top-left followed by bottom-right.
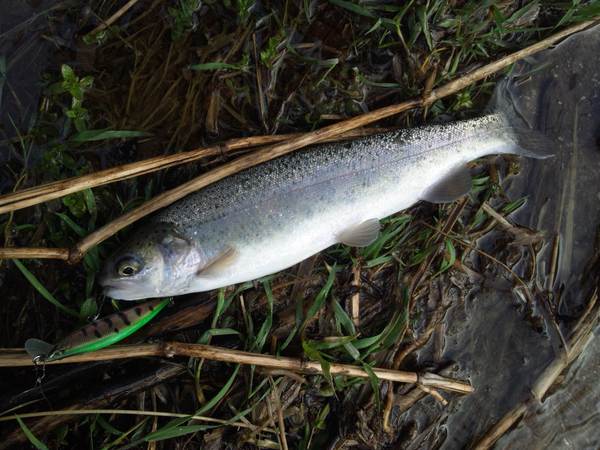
(486, 56), (556, 160)
(25, 338), (54, 362)
(488, 100), (555, 159)
(508, 120), (555, 160)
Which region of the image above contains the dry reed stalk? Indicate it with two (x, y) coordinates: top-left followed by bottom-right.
(0, 341), (474, 394)
(0, 128), (385, 214)
(0, 18), (597, 262)
(0, 247), (70, 260)
(88, 0), (142, 36)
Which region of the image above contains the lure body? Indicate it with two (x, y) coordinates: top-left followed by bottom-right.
(25, 298), (169, 362)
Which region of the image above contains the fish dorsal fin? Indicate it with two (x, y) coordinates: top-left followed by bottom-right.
(337, 218), (380, 247)
(422, 165), (472, 204)
(197, 246), (238, 277)
(24, 338), (55, 362)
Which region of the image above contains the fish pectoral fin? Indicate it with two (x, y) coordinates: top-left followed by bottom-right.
(422, 165), (472, 204)
(197, 246), (238, 277)
(337, 218), (381, 247)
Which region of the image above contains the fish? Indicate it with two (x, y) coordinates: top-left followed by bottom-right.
(99, 113), (551, 300)
(24, 298), (169, 362)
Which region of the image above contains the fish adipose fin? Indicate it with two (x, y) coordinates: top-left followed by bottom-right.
(197, 246), (238, 277)
(25, 338), (55, 362)
(337, 218), (380, 247)
(422, 165), (472, 204)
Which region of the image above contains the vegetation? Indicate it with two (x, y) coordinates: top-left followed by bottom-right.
(0, 0), (598, 448)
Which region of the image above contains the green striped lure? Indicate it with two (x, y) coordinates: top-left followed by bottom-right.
(25, 298), (169, 363)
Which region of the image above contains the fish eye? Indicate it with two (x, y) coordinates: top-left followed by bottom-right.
(116, 257), (142, 277)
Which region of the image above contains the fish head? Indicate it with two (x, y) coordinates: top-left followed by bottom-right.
(100, 223), (203, 300)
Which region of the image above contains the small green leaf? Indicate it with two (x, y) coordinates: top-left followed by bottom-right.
(302, 340), (333, 388)
(502, 197), (526, 215)
(79, 297), (97, 319)
(62, 192), (88, 218)
(61, 64), (75, 82)
(437, 238), (456, 275)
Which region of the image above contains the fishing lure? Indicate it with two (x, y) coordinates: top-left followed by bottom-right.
(25, 298), (170, 363)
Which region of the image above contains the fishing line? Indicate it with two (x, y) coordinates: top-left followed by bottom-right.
(32, 358), (53, 410)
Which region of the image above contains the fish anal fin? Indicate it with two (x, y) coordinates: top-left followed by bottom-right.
(337, 218), (380, 247)
(197, 246), (238, 277)
(422, 166), (472, 204)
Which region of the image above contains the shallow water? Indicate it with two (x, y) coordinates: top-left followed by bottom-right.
(405, 24), (600, 448)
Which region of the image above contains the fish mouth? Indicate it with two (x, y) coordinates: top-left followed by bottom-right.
(103, 285), (151, 301)
(101, 279), (150, 301)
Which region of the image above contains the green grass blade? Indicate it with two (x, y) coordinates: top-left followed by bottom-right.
(328, 0), (375, 18)
(147, 365), (240, 440)
(362, 363), (381, 411)
(16, 417), (49, 450)
(302, 264), (337, 331)
(143, 424), (211, 442)
(13, 260), (79, 318)
(302, 340), (333, 388)
(70, 129), (150, 142)
(332, 298), (355, 335)
(189, 61), (245, 71)
(254, 281), (274, 351)
(198, 328), (240, 343)
(196, 364), (240, 415)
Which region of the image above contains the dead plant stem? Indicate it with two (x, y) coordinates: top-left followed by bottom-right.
(0, 342), (474, 395)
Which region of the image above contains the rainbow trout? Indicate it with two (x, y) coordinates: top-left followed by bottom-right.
(100, 114), (549, 300)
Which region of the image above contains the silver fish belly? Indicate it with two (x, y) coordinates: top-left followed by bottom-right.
(100, 114), (544, 299)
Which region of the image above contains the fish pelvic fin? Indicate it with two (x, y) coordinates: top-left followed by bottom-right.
(337, 218), (381, 247)
(422, 165), (472, 204)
